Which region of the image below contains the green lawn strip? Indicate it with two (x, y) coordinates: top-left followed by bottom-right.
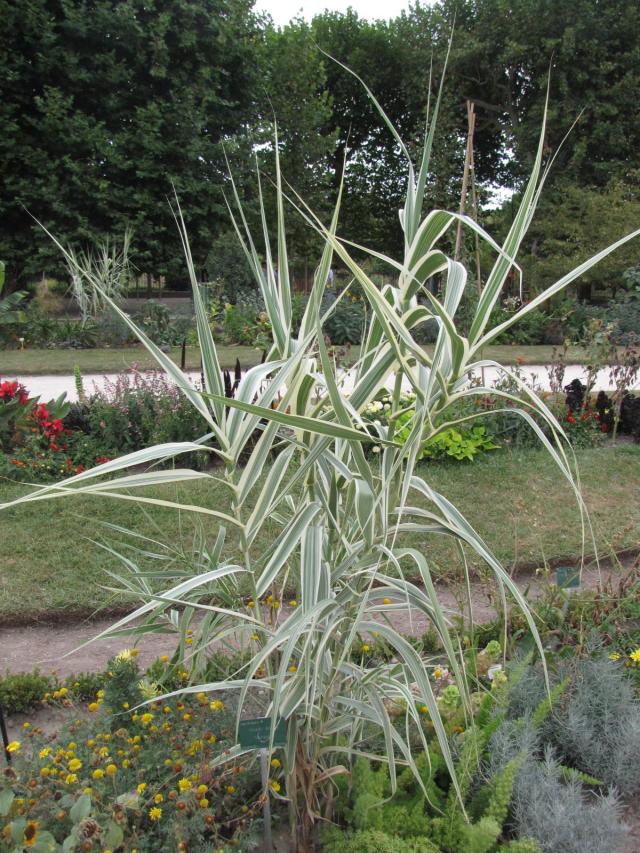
(0, 345), (261, 375)
(0, 446), (637, 623)
(3, 343), (593, 376)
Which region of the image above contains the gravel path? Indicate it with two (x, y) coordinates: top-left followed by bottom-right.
(2, 554), (635, 682)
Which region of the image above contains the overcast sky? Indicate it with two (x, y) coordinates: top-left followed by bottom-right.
(254, 0), (415, 26)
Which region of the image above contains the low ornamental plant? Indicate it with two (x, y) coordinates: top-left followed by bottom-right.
(2, 60), (640, 850)
(0, 653), (265, 852)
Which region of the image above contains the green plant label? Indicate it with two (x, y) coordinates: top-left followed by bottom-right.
(239, 717), (287, 749)
(556, 566), (580, 588)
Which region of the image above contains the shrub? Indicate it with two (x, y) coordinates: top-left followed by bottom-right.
(0, 671), (52, 715)
(511, 748), (629, 853)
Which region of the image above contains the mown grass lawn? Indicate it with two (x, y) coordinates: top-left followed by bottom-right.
(1, 445), (638, 623)
(3, 343), (593, 376)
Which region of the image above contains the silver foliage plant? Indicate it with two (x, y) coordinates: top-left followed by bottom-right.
(4, 67), (640, 846)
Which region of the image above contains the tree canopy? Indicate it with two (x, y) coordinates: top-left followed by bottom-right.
(1, 0), (638, 293)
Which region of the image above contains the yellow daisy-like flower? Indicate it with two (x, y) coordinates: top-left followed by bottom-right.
(154, 793), (164, 804)
(65, 773), (78, 785)
(68, 759), (82, 772)
(630, 649), (640, 664)
(361, 645), (370, 653)
(137, 783), (147, 795)
(269, 780), (281, 793)
(92, 768), (105, 780)
(114, 649), (133, 662)
(270, 758), (281, 769)
(226, 785), (236, 795)
(178, 778), (192, 792)
(105, 764), (117, 776)
(140, 713), (154, 726)
(149, 807), (162, 821)
(609, 651), (621, 661)
(159, 655), (169, 663)
(196, 784), (208, 797)
(289, 600), (298, 608)
(22, 722), (31, 730)
(39, 748), (52, 759)
(40, 767), (51, 778)
(88, 703), (99, 713)
(199, 798), (209, 808)
(6, 741), (21, 754)
(210, 700), (224, 712)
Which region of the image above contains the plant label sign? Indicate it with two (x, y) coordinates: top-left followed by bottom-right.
(556, 566), (580, 589)
(239, 717), (287, 750)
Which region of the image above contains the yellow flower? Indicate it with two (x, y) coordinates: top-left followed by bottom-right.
(361, 645), (370, 653)
(39, 748), (52, 759)
(6, 741), (21, 754)
(92, 769), (105, 780)
(247, 600), (255, 608)
(288, 665), (297, 673)
(630, 649), (640, 664)
(209, 700), (224, 712)
(149, 806), (162, 821)
(83, 788), (92, 795)
(68, 759), (82, 772)
(382, 597), (391, 605)
(137, 783), (147, 795)
(88, 703), (99, 712)
(140, 713), (154, 725)
(178, 778), (192, 792)
(250, 634), (260, 642)
(114, 649), (133, 662)
(65, 773), (78, 785)
(419, 705), (429, 715)
(22, 722), (31, 729)
(105, 764), (117, 776)
(159, 655), (169, 663)
(199, 798), (209, 808)
(269, 780), (281, 793)
(22, 820), (39, 847)
(40, 767), (51, 778)
(289, 600), (298, 607)
(226, 785), (236, 795)
(270, 758), (281, 769)
(154, 793), (164, 804)
(197, 784), (208, 797)
(609, 651), (621, 661)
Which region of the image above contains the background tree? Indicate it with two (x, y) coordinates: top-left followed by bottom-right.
(0, 0), (259, 287)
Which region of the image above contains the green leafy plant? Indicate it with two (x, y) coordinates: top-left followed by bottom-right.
(3, 64), (639, 852)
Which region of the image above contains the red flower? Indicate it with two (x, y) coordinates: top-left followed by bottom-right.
(95, 456), (112, 465)
(567, 412), (576, 425)
(75, 464), (85, 474)
(601, 423), (608, 433)
(0, 380), (18, 399)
